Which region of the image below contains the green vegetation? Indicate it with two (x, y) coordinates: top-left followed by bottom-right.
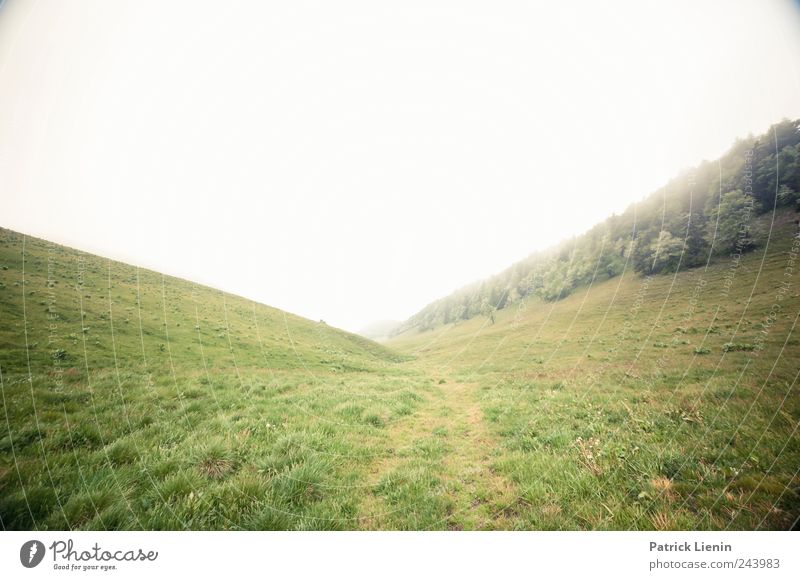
(396, 119), (800, 333)
(390, 207), (800, 530)
(1, 122), (799, 530)
(0, 228), (428, 530)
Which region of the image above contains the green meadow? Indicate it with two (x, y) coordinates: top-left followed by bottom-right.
(1, 208), (798, 530)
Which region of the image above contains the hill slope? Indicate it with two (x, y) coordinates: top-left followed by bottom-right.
(396, 119), (800, 334)
(389, 209), (800, 529)
(0, 228), (427, 530)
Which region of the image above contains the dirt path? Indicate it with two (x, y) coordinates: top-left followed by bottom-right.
(358, 379), (519, 529)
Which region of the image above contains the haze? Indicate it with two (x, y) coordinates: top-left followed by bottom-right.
(2, 0), (800, 332)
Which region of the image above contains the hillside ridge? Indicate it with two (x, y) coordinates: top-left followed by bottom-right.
(395, 119), (800, 335)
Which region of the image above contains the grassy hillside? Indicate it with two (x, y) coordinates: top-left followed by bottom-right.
(390, 209), (800, 529)
(1, 208), (799, 530)
(397, 119), (800, 334)
(0, 227), (429, 530)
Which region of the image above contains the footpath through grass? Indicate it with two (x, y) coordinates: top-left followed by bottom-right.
(359, 377), (517, 530)
(390, 210), (800, 530)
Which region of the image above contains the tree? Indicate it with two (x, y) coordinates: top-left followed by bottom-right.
(778, 185), (799, 211)
(631, 229), (657, 273)
(706, 190), (756, 255)
(681, 211), (708, 268)
(649, 231), (684, 273)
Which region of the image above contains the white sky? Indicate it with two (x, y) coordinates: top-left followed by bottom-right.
(2, 0), (800, 332)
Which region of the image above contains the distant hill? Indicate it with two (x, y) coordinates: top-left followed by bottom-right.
(357, 320), (400, 341)
(395, 119), (800, 335)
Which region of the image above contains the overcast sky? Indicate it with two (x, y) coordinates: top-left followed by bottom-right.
(2, 0), (800, 332)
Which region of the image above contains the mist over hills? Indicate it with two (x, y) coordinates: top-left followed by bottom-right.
(395, 119), (800, 336)
(357, 320), (401, 342)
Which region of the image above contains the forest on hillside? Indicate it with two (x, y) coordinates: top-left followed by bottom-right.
(396, 119), (800, 334)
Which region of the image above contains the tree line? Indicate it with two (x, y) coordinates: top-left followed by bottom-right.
(396, 119), (800, 334)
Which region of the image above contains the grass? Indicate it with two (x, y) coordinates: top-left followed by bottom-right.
(0, 226), (425, 530)
(1, 209), (799, 530)
(389, 209), (800, 530)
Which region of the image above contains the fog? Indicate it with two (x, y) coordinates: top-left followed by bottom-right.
(2, 0), (800, 331)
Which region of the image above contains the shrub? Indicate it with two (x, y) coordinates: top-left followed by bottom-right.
(722, 342), (755, 352)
